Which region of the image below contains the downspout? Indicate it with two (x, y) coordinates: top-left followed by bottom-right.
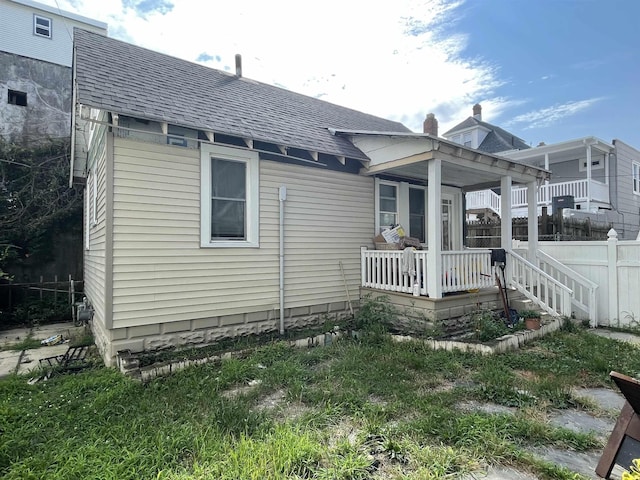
(278, 186), (287, 334)
(69, 46), (77, 188)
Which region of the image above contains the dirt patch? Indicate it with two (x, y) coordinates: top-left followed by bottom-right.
(220, 379), (262, 399)
(327, 419), (361, 449)
(515, 370), (539, 382)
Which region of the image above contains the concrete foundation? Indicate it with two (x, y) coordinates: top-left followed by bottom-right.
(92, 301), (354, 366)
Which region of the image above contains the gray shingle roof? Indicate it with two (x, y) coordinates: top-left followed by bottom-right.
(73, 29), (410, 160)
(443, 117), (530, 153)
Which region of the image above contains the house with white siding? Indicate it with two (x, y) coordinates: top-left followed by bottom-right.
(74, 30), (576, 367)
(0, 0), (106, 143)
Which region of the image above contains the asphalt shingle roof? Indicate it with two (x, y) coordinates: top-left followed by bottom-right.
(73, 29), (410, 161)
(443, 117), (530, 153)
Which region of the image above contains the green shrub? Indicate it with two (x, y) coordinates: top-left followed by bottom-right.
(473, 310), (510, 342)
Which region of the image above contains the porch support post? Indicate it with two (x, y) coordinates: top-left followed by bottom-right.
(427, 159), (442, 298)
(527, 180), (539, 265)
(586, 144), (592, 211)
(500, 175), (513, 251)
(544, 153), (549, 185)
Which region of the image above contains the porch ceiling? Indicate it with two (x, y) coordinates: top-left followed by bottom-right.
(330, 129), (550, 190)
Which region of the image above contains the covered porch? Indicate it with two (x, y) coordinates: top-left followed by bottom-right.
(331, 130), (573, 317)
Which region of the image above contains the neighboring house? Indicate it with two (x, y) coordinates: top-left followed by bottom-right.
(443, 103), (530, 154)
(0, 0), (106, 143)
(72, 30), (556, 367)
(447, 105), (640, 240)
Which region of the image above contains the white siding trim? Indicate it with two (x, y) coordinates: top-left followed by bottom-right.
(200, 144), (259, 248)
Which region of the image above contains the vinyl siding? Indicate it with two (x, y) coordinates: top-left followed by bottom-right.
(0, 0), (106, 67)
(110, 138), (374, 329)
(83, 125), (108, 329)
(613, 140), (640, 239)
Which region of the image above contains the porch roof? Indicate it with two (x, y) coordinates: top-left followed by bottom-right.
(330, 129), (550, 191)
(502, 136), (614, 166)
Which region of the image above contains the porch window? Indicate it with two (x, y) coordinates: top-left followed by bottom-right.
(378, 183), (397, 230)
(633, 162), (640, 195)
(409, 188), (425, 242)
(200, 144), (259, 247)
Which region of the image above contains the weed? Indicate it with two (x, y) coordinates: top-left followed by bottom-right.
(2, 335), (42, 351)
(472, 309), (510, 342)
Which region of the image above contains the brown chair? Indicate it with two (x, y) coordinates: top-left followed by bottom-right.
(596, 371), (640, 478)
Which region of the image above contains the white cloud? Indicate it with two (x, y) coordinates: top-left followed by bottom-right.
(504, 98), (604, 130)
(44, 0), (504, 132)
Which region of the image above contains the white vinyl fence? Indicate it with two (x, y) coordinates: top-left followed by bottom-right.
(517, 229), (640, 327)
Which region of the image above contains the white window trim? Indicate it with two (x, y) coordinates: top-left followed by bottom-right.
(91, 170), (97, 225)
(374, 178), (399, 234)
(85, 169), (97, 250)
(200, 143), (259, 248)
(33, 14), (51, 38)
(633, 161), (640, 196)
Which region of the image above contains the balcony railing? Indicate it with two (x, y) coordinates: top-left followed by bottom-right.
(466, 179), (610, 215)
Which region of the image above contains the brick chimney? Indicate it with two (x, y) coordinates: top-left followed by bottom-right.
(473, 103), (482, 120)
(423, 113), (438, 136)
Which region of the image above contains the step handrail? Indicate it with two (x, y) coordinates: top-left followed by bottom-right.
(536, 250), (598, 326)
(507, 250), (573, 318)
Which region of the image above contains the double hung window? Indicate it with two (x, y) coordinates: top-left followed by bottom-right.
(200, 144), (259, 247)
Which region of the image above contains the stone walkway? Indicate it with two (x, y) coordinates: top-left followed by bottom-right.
(463, 328), (640, 480)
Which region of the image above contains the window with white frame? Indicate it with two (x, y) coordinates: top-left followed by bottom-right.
(200, 144), (259, 247)
(633, 162), (640, 195)
(85, 170), (96, 250)
(378, 183), (398, 231)
(34, 15), (51, 38)
(463, 132), (472, 147)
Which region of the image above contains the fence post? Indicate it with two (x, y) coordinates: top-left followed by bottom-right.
(39, 276), (43, 301)
(607, 229), (619, 326)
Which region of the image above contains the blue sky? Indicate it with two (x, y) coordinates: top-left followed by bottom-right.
(45, 0), (640, 149)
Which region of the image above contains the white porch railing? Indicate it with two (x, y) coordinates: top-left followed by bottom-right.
(466, 190), (501, 216)
(467, 179), (610, 215)
(535, 250), (598, 325)
(507, 251), (573, 317)
(441, 250), (495, 293)
(361, 248), (429, 295)
(360, 248), (495, 295)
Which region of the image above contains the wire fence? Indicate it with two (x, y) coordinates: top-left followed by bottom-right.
(0, 275), (83, 327)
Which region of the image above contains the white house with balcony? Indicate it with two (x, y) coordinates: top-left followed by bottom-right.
(444, 105), (640, 240)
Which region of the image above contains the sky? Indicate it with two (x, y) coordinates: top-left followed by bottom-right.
(43, 0), (640, 148)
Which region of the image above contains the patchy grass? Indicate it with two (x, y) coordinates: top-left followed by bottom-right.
(1, 325), (639, 479)
(1, 335), (43, 351)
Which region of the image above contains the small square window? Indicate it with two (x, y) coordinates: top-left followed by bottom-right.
(34, 15), (51, 38)
(8, 90), (27, 106)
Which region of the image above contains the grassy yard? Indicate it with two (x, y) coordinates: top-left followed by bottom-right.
(1, 321), (639, 479)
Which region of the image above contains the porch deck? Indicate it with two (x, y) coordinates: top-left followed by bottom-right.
(361, 247), (574, 320)
(361, 286), (503, 325)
